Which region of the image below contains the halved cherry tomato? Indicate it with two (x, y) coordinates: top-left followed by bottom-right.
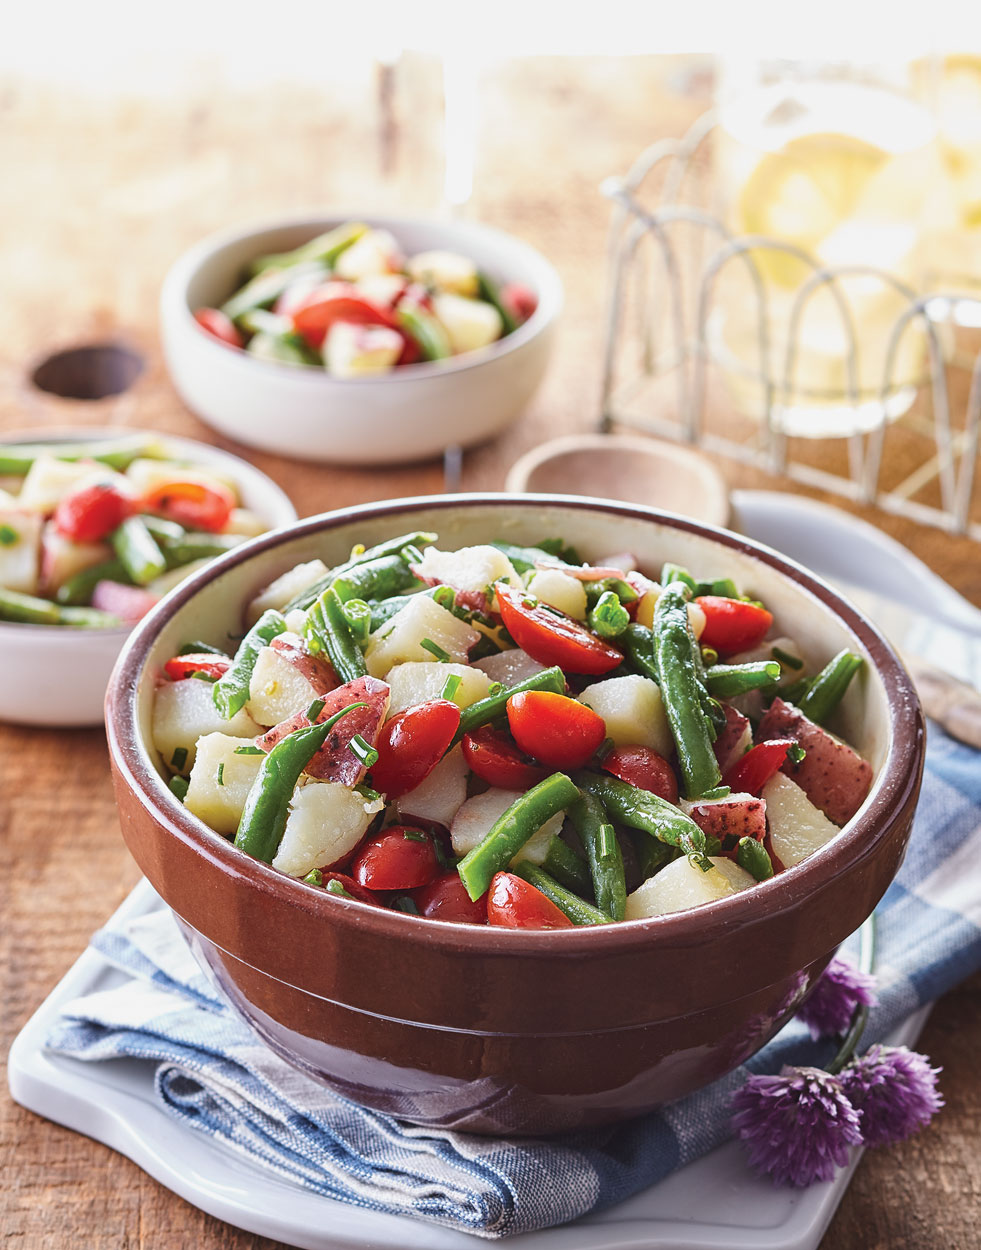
(500, 282), (538, 324)
(194, 307), (244, 349)
(722, 738), (798, 796)
(318, 872), (381, 905)
(695, 596), (773, 656)
(495, 584), (622, 675)
(460, 726), (548, 790)
(143, 479), (236, 533)
(412, 871), (487, 924)
(351, 826), (440, 891)
(602, 745), (679, 804)
(53, 482), (133, 542)
(291, 282), (418, 363)
(369, 699), (461, 800)
(506, 690), (607, 770)
(163, 653), (232, 681)
(486, 872), (573, 929)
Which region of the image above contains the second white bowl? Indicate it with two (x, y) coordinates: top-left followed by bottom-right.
(160, 215), (563, 465)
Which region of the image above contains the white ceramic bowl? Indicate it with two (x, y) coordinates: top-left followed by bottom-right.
(0, 429), (297, 727)
(160, 214), (563, 465)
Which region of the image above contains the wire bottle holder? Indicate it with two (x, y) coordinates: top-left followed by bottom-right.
(599, 109), (981, 541)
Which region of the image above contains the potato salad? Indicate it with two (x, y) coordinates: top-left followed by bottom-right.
(0, 436), (269, 628)
(193, 221), (537, 377)
(154, 532), (873, 928)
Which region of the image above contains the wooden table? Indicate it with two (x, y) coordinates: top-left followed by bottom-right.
(1, 54), (978, 1250)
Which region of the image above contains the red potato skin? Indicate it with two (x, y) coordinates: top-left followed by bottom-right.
(407, 569), (490, 614)
(269, 633), (339, 695)
(256, 675), (390, 784)
(712, 705), (752, 775)
(683, 794), (766, 843)
(756, 697), (873, 827)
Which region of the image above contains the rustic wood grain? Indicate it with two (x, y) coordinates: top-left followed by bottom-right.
(0, 53), (978, 1250)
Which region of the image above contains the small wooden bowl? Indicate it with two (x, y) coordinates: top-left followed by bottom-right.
(506, 434), (730, 528)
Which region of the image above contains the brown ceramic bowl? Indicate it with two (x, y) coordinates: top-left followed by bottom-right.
(105, 494), (924, 1136)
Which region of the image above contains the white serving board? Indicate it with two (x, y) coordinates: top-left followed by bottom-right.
(9, 878), (930, 1250)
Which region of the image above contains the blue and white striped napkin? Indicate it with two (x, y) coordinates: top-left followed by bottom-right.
(46, 724), (981, 1238)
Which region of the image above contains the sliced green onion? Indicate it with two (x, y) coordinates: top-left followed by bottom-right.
(420, 638), (451, 662)
(441, 673), (463, 701)
(402, 829), (429, 843)
(170, 747), (188, 771)
(169, 775), (189, 801)
(326, 878), (354, 898)
(217, 763), (225, 787)
(787, 743), (806, 764)
(306, 698), (326, 722)
(0, 524), (19, 546)
(699, 785), (731, 800)
(432, 585), (457, 610)
(772, 645), (804, 671)
(393, 896), (421, 914)
(349, 734), (379, 769)
(303, 868), (323, 886)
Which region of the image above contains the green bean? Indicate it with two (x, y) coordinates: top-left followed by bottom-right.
(0, 436), (163, 476)
(540, 835), (592, 897)
(221, 261), (327, 323)
(141, 515), (185, 546)
(796, 650), (864, 725)
(588, 590), (630, 639)
(369, 593), (416, 630)
(110, 516), (167, 586)
(583, 576), (638, 606)
(653, 582), (721, 799)
(568, 791), (627, 921)
(234, 704), (365, 863)
(285, 531), (437, 612)
(457, 772), (581, 900)
(660, 562), (696, 591)
(249, 221), (368, 276)
(476, 272), (519, 335)
(455, 666), (566, 740)
(0, 586), (120, 627)
(694, 576), (740, 598)
(169, 775), (189, 802)
(212, 609), (287, 718)
(55, 558), (132, 605)
(397, 304), (452, 360)
(736, 836), (774, 881)
(341, 598), (372, 646)
(305, 587), (367, 684)
(513, 862), (613, 926)
(489, 541), (574, 575)
(704, 661), (781, 698)
(331, 554), (420, 604)
(632, 828), (679, 881)
(618, 622), (660, 683)
(162, 532), (244, 570)
(577, 771), (712, 872)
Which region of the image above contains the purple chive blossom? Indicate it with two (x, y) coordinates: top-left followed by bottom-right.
(732, 1066), (863, 1187)
(840, 1045), (944, 1147)
(796, 957), (878, 1040)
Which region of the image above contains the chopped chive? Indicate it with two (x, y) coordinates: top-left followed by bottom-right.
(393, 895), (420, 913)
(0, 524), (19, 546)
(441, 673), (462, 701)
(303, 868), (323, 886)
(169, 775), (189, 801)
(598, 823), (617, 858)
(487, 681), (505, 697)
(400, 543), (424, 565)
(432, 584), (457, 610)
(596, 736), (616, 761)
(306, 698), (326, 722)
(355, 783), (382, 802)
(402, 829), (429, 843)
(190, 670), (219, 682)
(170, 747), (188, 771)
(177, 640), (227, 656)
(349, 543), (366, 559)
(699, 785), (732, 800)
(787, 743), (806, 764)
(701, 645), (719, 667)
(325, 878), (354, 898)
(420, 638), (451, 662)
(349, 733), (379, 768)
(772, 645), (804, 670)
(217, 763), (225, 786)
(234, 744), (265, 755)
(521, 595), (537, 609)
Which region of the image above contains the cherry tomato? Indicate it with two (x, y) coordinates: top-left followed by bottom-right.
(486, 872), (573, 929)
(53, 482), (133, 542)
(318, 872), (381, 905)
(369, 699), (461, 800)
(143, 479), (236, 533)
(291, 282), (411, 357)
(495, 584), (622, 675)
(722, 738), (798, 796)
(506, 690), (607, 770)
(695, 596), (773, 656)
(412, 871), (487, 924)
(460, 726), (548, 790)
(194, 307), (244, 349)
(351, 826), (440, 891)
(164, 653), (232, 681)
(602, 745), (679, 804)
(500, 282), (538, 324)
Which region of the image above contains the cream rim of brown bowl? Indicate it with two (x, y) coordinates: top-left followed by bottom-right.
(106, 492), (924, 956)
